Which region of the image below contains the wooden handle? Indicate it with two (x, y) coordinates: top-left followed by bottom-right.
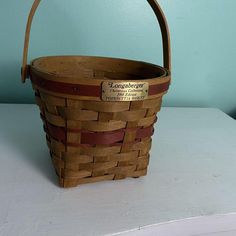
(21, 0), (171, 82)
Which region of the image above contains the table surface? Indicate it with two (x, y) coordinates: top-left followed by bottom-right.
(1, 105), (236, 236)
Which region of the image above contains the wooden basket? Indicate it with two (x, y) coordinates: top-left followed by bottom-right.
(22, 0), (171, 188)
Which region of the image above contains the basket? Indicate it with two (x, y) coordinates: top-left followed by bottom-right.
(22, 0), (171, 188)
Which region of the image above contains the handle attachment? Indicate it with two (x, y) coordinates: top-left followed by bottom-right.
(22, 0), (171, 82)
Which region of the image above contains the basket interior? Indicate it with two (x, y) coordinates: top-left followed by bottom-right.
(31, 56), (167, 80)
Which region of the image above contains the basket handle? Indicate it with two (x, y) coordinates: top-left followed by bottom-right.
(21, 0), (171, 82)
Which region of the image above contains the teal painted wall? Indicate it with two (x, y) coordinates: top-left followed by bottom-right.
(0, 0), (236, 115)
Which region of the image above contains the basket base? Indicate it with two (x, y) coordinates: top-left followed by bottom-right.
(57, 170), (148, 188)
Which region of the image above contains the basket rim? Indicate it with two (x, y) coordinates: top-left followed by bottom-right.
(30, 55), (170, 83)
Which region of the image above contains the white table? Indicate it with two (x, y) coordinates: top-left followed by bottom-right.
(1, 105), (236, 236)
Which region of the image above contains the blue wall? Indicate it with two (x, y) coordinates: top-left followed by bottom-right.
(0, 0), (236, 115)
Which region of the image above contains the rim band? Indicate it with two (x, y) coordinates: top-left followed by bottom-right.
(31, 74), (170, 98)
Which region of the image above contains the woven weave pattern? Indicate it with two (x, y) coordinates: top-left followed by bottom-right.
(34, 90), (162, 187)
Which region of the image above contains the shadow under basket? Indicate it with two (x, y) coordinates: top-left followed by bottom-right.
(22, 0), (171, 188)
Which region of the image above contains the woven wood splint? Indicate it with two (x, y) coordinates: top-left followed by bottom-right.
(22, 0), (171, 188)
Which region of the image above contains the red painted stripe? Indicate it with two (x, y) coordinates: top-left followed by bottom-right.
(44, 122), (155, 146)
(31, 74), (101, 97)
(31, 74), (170, 98)
(149, 82), (170, 95)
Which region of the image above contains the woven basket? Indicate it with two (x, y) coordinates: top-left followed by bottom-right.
(22, 0), (171, 188)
